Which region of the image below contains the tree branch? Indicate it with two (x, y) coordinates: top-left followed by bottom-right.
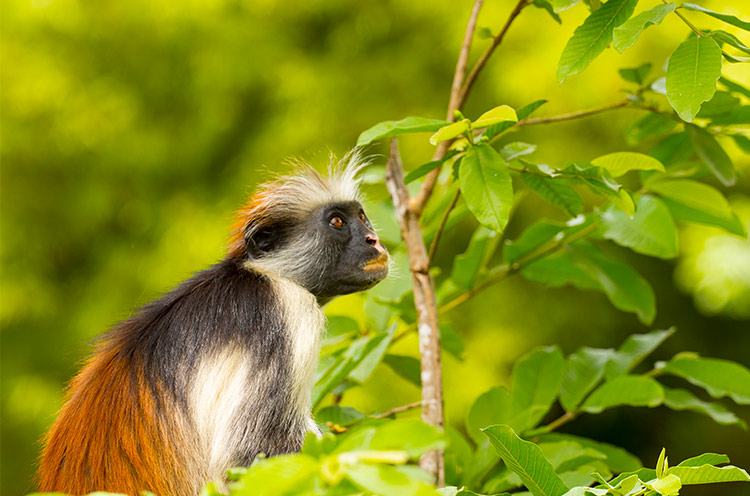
(384, 139), (445, 486)
(515, 99), (630, 127)
(428, 189), (461, 266)
(373, 401), (422, 419)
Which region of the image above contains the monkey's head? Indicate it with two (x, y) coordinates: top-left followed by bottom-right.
(228, 152), (389, 303)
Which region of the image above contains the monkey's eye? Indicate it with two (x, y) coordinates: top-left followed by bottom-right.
(329, 215), (345, 228)
(358, 212), (371, 227)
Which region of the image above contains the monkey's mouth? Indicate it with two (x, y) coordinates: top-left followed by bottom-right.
(362, 253), (389, 274)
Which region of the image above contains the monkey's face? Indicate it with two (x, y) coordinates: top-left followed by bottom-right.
(302, 201), (389, 302)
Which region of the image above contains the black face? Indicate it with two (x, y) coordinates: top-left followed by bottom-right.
(304, 201), (389, 302)
(244, 200), (389, 304)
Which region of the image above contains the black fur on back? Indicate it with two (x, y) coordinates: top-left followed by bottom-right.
(102, 258), (303, 462)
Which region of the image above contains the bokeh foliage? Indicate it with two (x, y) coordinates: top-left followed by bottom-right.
(1, 0), (749, 495)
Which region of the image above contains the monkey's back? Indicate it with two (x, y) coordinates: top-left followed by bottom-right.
(38, 260), (319, 495)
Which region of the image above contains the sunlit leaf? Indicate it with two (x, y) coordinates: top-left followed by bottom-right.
(659, 356), (750, 404)
(581, 375), (664, 413)
(591, 151), (665, 177)
(431, 119), (471, 145)
(467, 386), (513, 442)
(678, 453), (730, 467)
(539, 433), (642, 472)
(666, 36), (722, 122)
(553, 0), (582, 13)
(474, 105), (518, 128)
(459, 143), (514, 232)
(451, 226), (500, 290)
(613, 3), (675, 53)
(601, 195), (678, 259)
(486, 100), (547, 137)
(668, 464), (750, 484)
(357, 116), (449, 146)
(483, 425), (570, 496)
(557, 0), (639, 82)
(316, 406), (366, 428)
(682, 3), (750, 31)
(500, 142), (537, 161)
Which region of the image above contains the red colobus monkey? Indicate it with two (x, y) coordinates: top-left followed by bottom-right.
(38, 154), (389, 495)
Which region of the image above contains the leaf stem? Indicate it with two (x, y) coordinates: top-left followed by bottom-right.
(669, 1), (705, 37)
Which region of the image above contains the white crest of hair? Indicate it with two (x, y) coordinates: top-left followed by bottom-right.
(244, 149), (370, 284)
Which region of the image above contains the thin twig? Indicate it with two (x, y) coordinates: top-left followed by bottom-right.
(428, 189), (461, 266)
(458, 0), (530, 105)
(373, 401), (422, 419)
(669, 1), (705, 37)
(447, 0), (485, 120)
(413, 0), (529, 215)
(515, 100), (630, 127)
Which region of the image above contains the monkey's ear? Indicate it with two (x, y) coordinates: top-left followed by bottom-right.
(245, 226), (283, 259)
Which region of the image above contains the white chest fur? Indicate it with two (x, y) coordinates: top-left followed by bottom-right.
(189, 274), (325, 485)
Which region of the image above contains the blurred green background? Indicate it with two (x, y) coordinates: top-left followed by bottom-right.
(2, 0), (749, 494)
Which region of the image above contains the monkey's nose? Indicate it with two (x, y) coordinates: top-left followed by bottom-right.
(365, 233), (379, 246)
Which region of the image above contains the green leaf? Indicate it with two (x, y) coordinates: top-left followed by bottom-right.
(649, 132), (693, 165)
(235, 454), (320, 494)
(696, 90), (741, 118)
(659, 356), (750, 404)
(682, 3), (750, 31)
(666, 36), (722, 122)
(568, 241), (656, 324)
(553, 0), (582, 13)
(601, 195), (678, 258)
(710, 105), (750, 125)
(504, 221), (566, 264)
(431, 119), (471, 145)
(605, 328), (675, 379)
(711, 30), (750, 54)
(644, 178), (746, 237)
(316, 406), (366, 427)
(357, 116), (449, 146)
(467, 386), (513, 443)
(668, 464), (750, 484)
(678, 453), (730, 467)
(613, 3), (676, 53)
(441, 324), (465, 360)
(383, 354), (421, 387)
(521, 251), (601, 290)
(404, 154), (457, 184)
(581, 375), (664, 413)
(474, 105), (518, 128)
(451, 226), (500, 290)
(522, 174), (583, 216)
(501, 142), (537, 161)
(539, 433), (642, 472)
(370, 419), (444, 457)
(626, 113), (678, 146)
(618, 62), (652, 84)
(686, 124), (736, 186)
(560, 347), (616, 412)
(561, 161), (634, 215)
(485, 100), (547, 138)
(719, 75), (750, 98)
(644, 473), (681, 495)
(348, 326), (395, 384)
(662, 387), (748, 429)
(731, 134), (750, 152)
(557, 0), (639, 82)
(534, 0), (563, 23)
(483, 425), (570, 496)
(510, 346), (565, 431)
(346, 463), (432, 496)
(459, 143), (514, 232)
(591, 151), (665, 177)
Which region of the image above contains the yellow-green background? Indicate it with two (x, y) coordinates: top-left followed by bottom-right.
(2, 0), (749, 494)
